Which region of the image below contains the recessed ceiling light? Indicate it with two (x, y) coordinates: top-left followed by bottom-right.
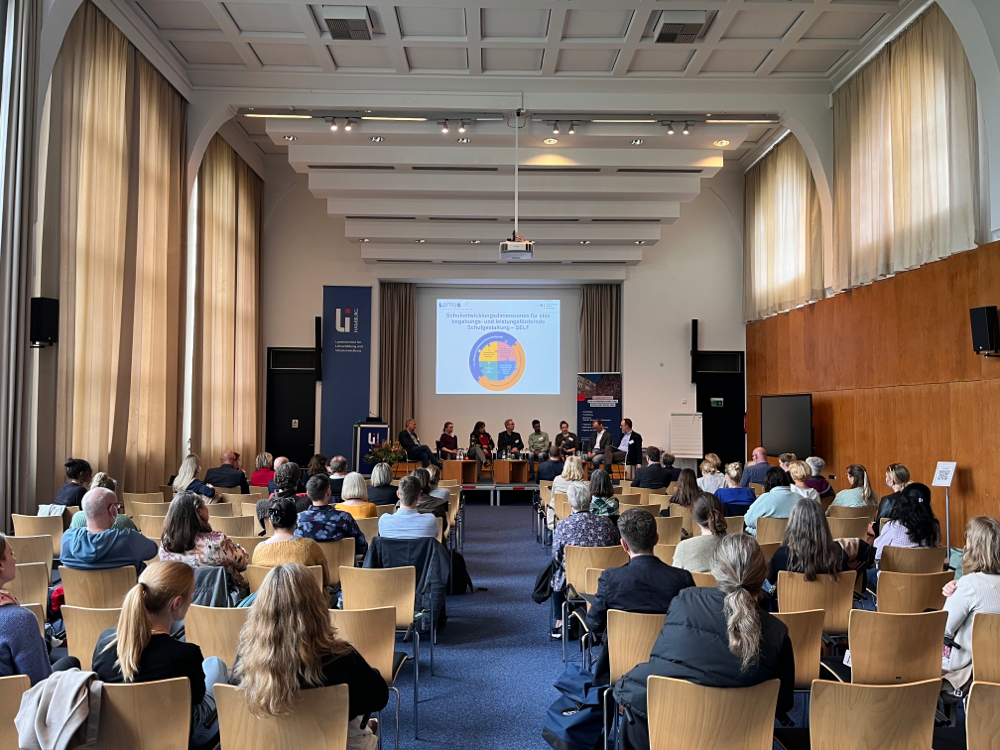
(471, 240), (481, 244)
(360, 238), (370, 242)
(544, 138), (558, 145)
(416, 239), (426, 243)
(630, 139), (644, 145)
(457, 138), (471, 143)
(370, 136), (384, 142)
(283, 135), (296, 141)
(634, 240), (645, 245)
(714, 139), (730, 147)
(580, 240), (591, 245)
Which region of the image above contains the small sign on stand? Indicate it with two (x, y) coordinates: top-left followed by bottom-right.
(933, 461), (957, 561)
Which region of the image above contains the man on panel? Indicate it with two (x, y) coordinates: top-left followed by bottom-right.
(526, 420), (550, 477)
(586, 419), (612, 468)
(596, 417), (642, 472)
(496, 419), (524, 458)
(399, 419), (442, 469)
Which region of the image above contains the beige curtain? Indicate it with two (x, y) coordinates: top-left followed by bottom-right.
(378, 282), (415, 438)
(579, 284), (621, 372)
(743, 134), (823, 322)
(192, 135), (261, 467)
(832, 4), (982, 290)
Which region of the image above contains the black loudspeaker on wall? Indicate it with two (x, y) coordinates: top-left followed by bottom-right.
(970, 306), (999, 354)
(29, 297), (59, 348)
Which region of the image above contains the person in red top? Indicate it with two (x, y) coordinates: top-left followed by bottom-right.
(468, 421), (494, 471)
(250, 452), (275, 488)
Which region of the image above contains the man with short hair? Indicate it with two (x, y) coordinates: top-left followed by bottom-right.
(60, 488), (158, 571)
(295, 474), (367, 556)
(203, 449), (249, 493)
(585, 507), (695, 680)
(740, 446), (771, 487)
(596, 418), (643, 471)
(553, 421), (578, 456)
(586, 419), (612, 468)
(378, 476), (440, 540)
(526, 420), (550, 477)
(496, 419), (524, 458)
(328, 455), (348, 500)
(660, 451), (681, 483)
(536, 448), (565, 482)
(398, 419), (442, 469)
(631, 446), (671, 489)
(267, 456), (289, 495)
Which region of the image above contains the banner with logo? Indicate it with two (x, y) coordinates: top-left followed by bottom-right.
(577, 372), (623, 449)
(321, 286), (372, 460)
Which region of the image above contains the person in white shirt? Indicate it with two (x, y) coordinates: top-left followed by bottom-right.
(696, 459), (726, 493)
(378, 476), (439, 540)
(788, 461), (821, 504)
(586, 419), (612, 468)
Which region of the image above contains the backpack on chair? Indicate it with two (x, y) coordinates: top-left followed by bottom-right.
(542, 662), (606, 750)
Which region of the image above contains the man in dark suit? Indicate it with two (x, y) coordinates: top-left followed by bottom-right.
(203, 449), (249, 493)
(585, 507), (695, 681)
(597, 417), (642, 470)
(398, 419), (441, 468)
(631, 446), (672, 489)
(496, 419), (524, 458)
(586, 419), (612, 468)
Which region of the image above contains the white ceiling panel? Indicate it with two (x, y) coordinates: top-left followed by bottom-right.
(801, 11), (886, 40)
(223, 3), (300, 33)
(556, 48), (619, 73)
(773, 48), (848, 73)
(482, 48), (544, 72)
(330, 46), (394, 70)
(172, 40), (243, 64)
(722, 9), (802, 39)
(252, 43), (317, 67)
(701, 48), (771, 74)
(481, 8), (550, 39)
(136, 1), (219, 30)
(563, 9), (633, 40)
(627, 48), (692, 72)
(396, 6), (466, 37)
(405, 46), (468, 70)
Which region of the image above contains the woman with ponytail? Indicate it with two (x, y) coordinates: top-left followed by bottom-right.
(613, 534), (794, 750)
(92, 561), (228, 748)
(672, 492), (728, 573)
(828, 463), (877, 512)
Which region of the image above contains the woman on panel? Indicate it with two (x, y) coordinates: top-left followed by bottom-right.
(439, 422), (459, 459)
(469, 421), (494, 472)
(788, 460), (821, 503)
(767, 497), (848, 598)
(588, 468), (618, 524)
(547, 455), (589, 530)
(367, 463), (398, 505)
(159, 491), (250, 590)
(828, 463), (877, 513)
(672, 493), (728, 573)
(172, 453), (215, 500)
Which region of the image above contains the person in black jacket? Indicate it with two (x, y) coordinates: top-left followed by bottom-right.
(496, 419), (524, 457)
(630, 446), (671, 490)
(585, 508), (695, 682)
(613, 534), (795, 750)
(203, 450), (249, 493)
(54, 457), (92, 506)
(398, 419), (441, 468)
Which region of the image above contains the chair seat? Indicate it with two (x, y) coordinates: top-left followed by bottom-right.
(819, 657), (850, 683)
(391, 651), (408, 683)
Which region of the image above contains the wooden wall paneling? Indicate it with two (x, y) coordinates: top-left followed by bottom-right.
(869, 273), (902, 389)
(974, 247), (1000, 382)
(746, 395), (761, 457)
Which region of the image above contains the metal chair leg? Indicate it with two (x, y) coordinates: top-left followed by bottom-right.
(388, 687), (400, 750)
(413, 630), (420, 738)
(562, 600), (568, 662)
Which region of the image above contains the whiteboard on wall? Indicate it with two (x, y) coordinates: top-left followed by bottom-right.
(670, 413), (703, 459)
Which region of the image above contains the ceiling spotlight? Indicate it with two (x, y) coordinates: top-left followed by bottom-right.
(344, 118), (354, 131)
(568, 121), (578, 135)
(370, 136), (384, 142)
(360, 238), (370, 242)
(471, 240), (481, 244)
(457, 138), (471, 143)
(713, 139), (730, 147)
(415, 239), (426, 243)
(666, 122), (675, 135)
(330, 118), (338, 131)
(458, 121), (467, 133)
(543, 138), (558, 145)
(630, 139), (644, 145)
(283, 135), (296, 141)
(440, 121), (450, 134)
(634, 240), (645, 245)
(580, 240), (591, 245)
(552, 122), (560, 135)
(682, 122), (691, 135)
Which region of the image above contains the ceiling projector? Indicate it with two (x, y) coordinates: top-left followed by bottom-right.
(500, 232), (534, 260)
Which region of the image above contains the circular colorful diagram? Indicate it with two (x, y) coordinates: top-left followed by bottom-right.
(469, 331), (526, 391)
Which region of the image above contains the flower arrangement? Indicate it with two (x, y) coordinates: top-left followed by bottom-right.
(365, 440), (407, 466)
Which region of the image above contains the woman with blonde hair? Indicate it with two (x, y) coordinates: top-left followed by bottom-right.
(672, 492), (728, 573)
(787, 460), (821, 503)
(230, 563), (388, 749)
(547, 454), (589, 530)
(874, 463), (913, 531)
(941, 516), (1000, 695)
(696, 459), (726, 493)
(705, 453), (723, 472)
(614, 534), (794, 750)
(92, 561), (227, 748)
(172, 453), (215, 499)
(250, 452), (274, 488)
(829, 464), (877, 512)
(335, 472), (377, 519)
(715, 462), (756, 507)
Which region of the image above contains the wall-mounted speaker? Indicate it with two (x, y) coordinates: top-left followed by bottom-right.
(970, 306), (999, 353)
(29, 297), (58, 347)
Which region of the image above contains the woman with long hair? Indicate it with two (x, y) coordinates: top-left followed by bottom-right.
(231, 563), (388, 749)
(667, 468), (699, 508)
(305, 454), (329, 481)
(614, 534), (794, 750)
(547, 455), (589, 530)
(253, 496), (329, 587)
(468, 421), (494, 471)
(672, 492), (728, 573)
(588, 468), (618, 522)
(172, 453), (215, 500)
(768, 498), (848, 591)
(92, 561), (227, 748)
(829, 463), (877, 512)
(159, 491), (249, 589)
(873, 482), (940, 569)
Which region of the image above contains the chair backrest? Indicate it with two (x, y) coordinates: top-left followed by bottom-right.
(618, 494), (641, 506)
(777, 571), (855, 634)
(875, 570), (953, 614)
(0, 675), (31, 749)
(158, 485), (174, 504)
(356, 517), (379, 542)
(216, 683), (349, 750)
(653, 544), (676, 566)
(213, 486), (241, 496)
(724, 516), (745, 535)
(669, 503), (693, 535)
(341, 566), (417, 630)
(6, 535), (54, 578)
(439, 479), (459, 487)
(612, 486), (624, 495)
(584, 567), (602, 596)
(755, 516), (789, 545)
(229, 536), (264, 559)
(329, 606), (397, 680)
(690, 572), (717, 587)
(137, 515), (166, 538)
(773, 609), (824, 690)
(848, 610), (947, 684)
(376, 504), (395, 517)
(636, 486), (667, 504)
(749, 482), (764, 496)
(647, 676), (779, 750)
(93, 677), (192, 750)
(555, 496), (571, 523)
(972, 613), (1000, 683)
(879, 545), (946, 574)
(565, 545), (627, 596)
(966, 681), (1000, 750)
(122, 493), (163, 518)
(62, 606), (122, 671)
(184, 604), (249, 666)
(23, 602), (45, 636)
(218, 493), (247, 504)
(7, 563), (49, 617)
(11, 514), (63, 557)
(61, 566), (137, 608)
(205, 503), (234, 517)
(241, 501), (258, 518)
(758, 542), (781, 565)
(130, 502), (170, 519)
(807, 678), (940, 750)
(826, 516), (870, 540)
(317, 538), (357, 587)
(210, 515), (255, 537)
(245, 564), (324, 594)
(654, 515), (683, 546)
(827, 505), (876, 522)
(608, 609), (666, 684)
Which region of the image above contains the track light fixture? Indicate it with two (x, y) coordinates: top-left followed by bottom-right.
(458, 120), (468, 133)
(666, 122), (675, 135)
(440, 121), (450, 134)
(568, 121), (578, 135)
(683, 121), (691, 135)
(552, 122), (560, 135)
(344, 118), (356, 131)
(330, 118), (338, 131)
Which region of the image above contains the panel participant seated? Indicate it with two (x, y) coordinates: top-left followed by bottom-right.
(595, 417), (642, 471)
(526, 420), (550, 476)
(585, 419), (612, 468)
(398, 419), (442, 469)
(553, 421), (578, 456)
(469, 421), (495, 471)
(496, 419), (524, 458)
(438, 421), (459, 459)
(631, 446), (671, 490)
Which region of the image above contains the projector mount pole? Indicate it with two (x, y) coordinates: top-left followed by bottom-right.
(512, 108), (523, 243)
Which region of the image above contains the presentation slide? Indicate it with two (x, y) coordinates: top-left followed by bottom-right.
(436, 299), (560, 395)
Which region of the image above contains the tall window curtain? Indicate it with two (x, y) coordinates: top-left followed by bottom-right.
(378, 282), (415, 438)
(579, 284), (621, 372)
(192, 134), (262, 467)
(743, 134), (823, 322)
(832, 3), (982, 290)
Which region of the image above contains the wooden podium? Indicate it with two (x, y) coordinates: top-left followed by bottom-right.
(493, 459), (528, 484)
(443, 460), (478, 484)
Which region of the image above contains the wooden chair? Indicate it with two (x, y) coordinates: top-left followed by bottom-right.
(654, 516), (683, 546)
(137, 515), (166, 539)
(608, 610), (665, 684)
(583, 566), (603, 598)
(11, 514), (64, 558)
(393, 461), (419, 479)
(184, 604), (249, 665)
(758, 542), (781, 566)
(130, 502), (170, 519)
(62, 606), (121, 671)
(217, 683), (348, 750)
(966, 681), (1000, 750)
(647, 676), (779, 750)
(61, 566), (137, 609)
(23, 602), (45, 636)
(806, 678), (940, 750)
(5, 535), (53, 578)
(0, 675), (31, 749)
(653, 544), (676, 566)
(691, 572), (717, 587)
(756, 516), (788, 545)
(669, 503), (693, 535)
(210, 515), (255, 537)
(241, 501), (258, 517)
(318, 538), (357, 588)
(724, 516), (745, 534)
(847, 610), (947, 684)
(377, 504), (395, 517)
(122, 492), (163, 518)
(749, 482), (765, 496)
(213, 486), (241, 496)
(356, 517), (379, 543)
(617, 493), (641, 506)
(879, 545), (946, 574)
(875, 570), (953, 613)
(7, 563), (49, 615)
(827, 505), (875, 522)
(636, 487), (667, 505)
(206, 503), (234, 517)
(93, 677), (192, 750)
(219, 493), (249, 504)
(245, 564), (323, 593)
(158, 485), (174, 503)
(972, 612), (1000, 682)
(555, 496), (571, 523)
(773, 609), (824, 690)
(826, 516), (870, 540)
(777, 571), (855, 635)
(229, 535), (264, 559)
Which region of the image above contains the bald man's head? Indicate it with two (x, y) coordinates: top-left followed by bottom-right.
(82, 488), (118, 531)
(752, 447), (767, 463)
(273, 456), (289, 470)
(220, 450), (237, 466)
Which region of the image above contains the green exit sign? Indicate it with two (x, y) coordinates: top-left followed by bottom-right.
(710, 398), (724, 408)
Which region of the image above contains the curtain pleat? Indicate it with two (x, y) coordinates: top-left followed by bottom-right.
(378, 283), (415, 438)
(579, 284), (621, 372)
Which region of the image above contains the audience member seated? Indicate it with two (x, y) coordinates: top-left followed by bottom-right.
(828, 463), (877, 513)
(527, 420), (550, 476)
(426, 465), (451, 504)
(469, 421), (495, 471)
(788, 460), (821, 503)
(550, 484), (620, 639)
(705, 453), (723, 473)
(250, 452), (275, 488)
(256, 461), (309, 531)
(553, 421), (578, 456)
(740, 447), (771, 487)
(295, 475), (367, 558)
(715, 463), (756, 507)
(254, 496), (329, 587)
(266, 456), (295, 495)
(659, 468), (699, 519)
(696, 459), (726, 493)
(203, 449), (249, 493)
(335, 472), (377, 520)
(68, 473), (137, 532)
(61, 488), (158, 570)
(159, 491), (249, 589)
(230, 563), (388, 749)
(613, 534), (794, 750)
(410, 468), (449, 524)
(744, 467), (800, 538)
(874, 462), (912, 533)
(778, 452), (797, 471)
(547, 455), (589, 530)
(767, 498), (849, 602)
(172, 453), (216, 500)
(941, 516), (1000, 698)
(872, 483), (940, 581)
(378, 476), (439, 540)
(399, 419), (442, 469)
(367, 463), (398, 505)
(329, 455), (349, 500)
(438, 421), (459, 459)
(0, 533), (80, 684)
(585, 508), (694, 681)
(803, 456), (834, 499)
(672, 493), (728, 573)
(92, 561), (226, 749)
(630, 446), (671, 490)
(54, 457), (92, 506)
(588, 469), (619, 524)
(536, 449), (565, 482)
(660, 451), (682, 483)
(304, 453), (330, 484)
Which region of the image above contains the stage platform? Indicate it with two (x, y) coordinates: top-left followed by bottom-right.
(454, 482), (539, 506)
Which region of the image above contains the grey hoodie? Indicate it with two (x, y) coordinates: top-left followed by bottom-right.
(59, 527), (158, 570)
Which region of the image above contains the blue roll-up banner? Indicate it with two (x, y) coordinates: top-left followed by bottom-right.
(321, 286), (372, 460)
(576, 372), (623, 449)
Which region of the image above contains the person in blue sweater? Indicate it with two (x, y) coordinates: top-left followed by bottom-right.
(60, 488), (158, 571)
